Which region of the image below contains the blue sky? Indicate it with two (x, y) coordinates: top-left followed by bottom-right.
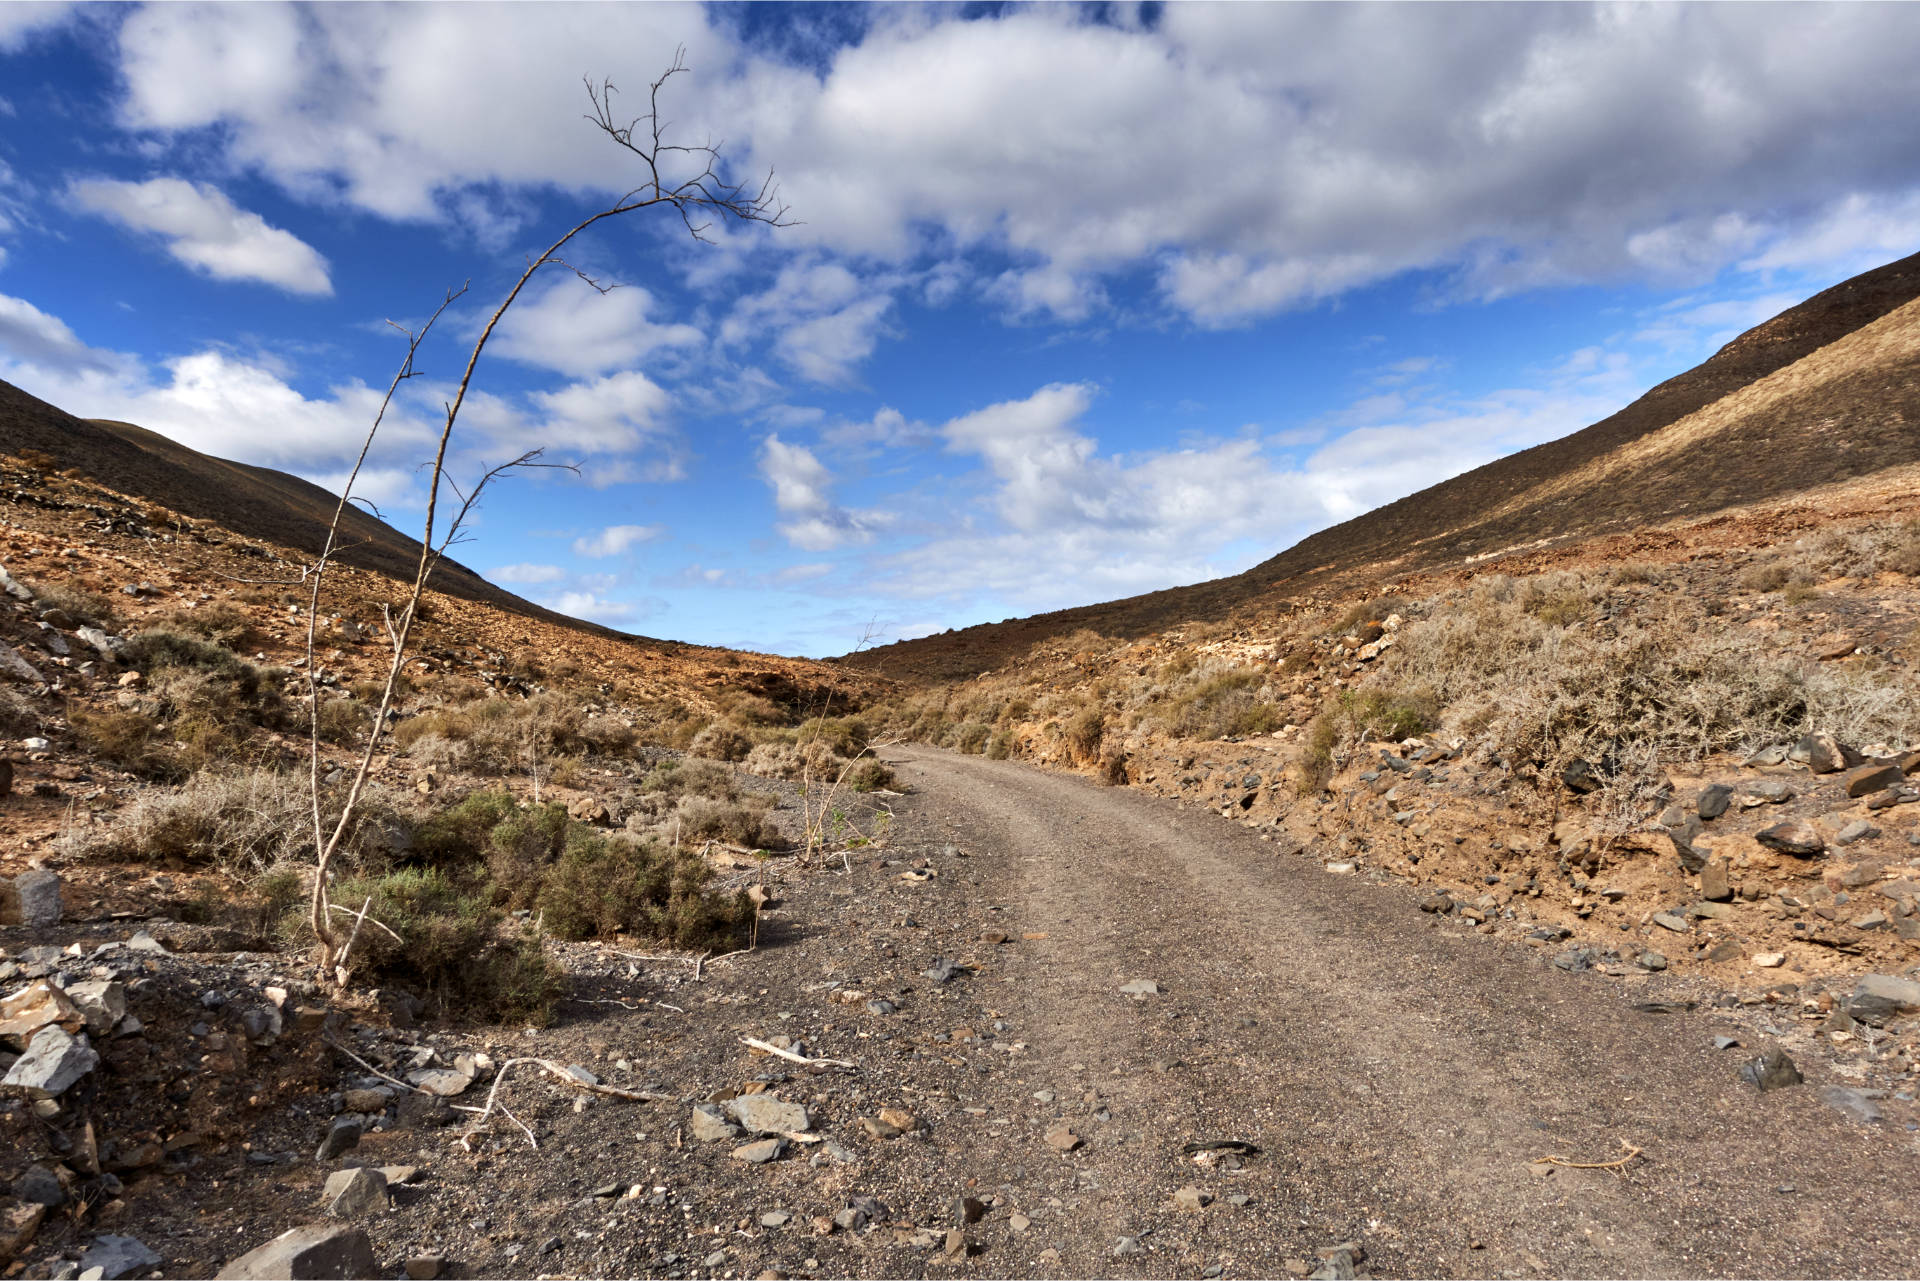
(2, 3), (1918, 656)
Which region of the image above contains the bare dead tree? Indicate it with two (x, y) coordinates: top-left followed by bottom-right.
(305, 52), (790, 982)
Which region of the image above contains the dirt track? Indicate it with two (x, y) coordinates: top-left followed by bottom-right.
(880, 745), (1920, 1279)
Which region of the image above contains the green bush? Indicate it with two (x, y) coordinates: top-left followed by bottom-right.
(536, 834), (750, 947)
(844, 758), (896, 791)
(324, 868), (565, 1025)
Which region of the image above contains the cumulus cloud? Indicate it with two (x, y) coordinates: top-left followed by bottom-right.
(572, 523), (664, 558)
(540, 589), (661, 626)
(110, 4), (1920, 327)
(722, 259), (897, 385)
(862, 354), (1642, 614)
(0, 293), (126, 374)
(69, 176), (332, 295)
(759, 433), (879, 550)
(491, 275), (703, 377)
(0, 2), (73, 52)
(488, 562), (568, 585)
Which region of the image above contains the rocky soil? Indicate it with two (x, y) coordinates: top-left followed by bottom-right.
(6, 744), (1920, 1279)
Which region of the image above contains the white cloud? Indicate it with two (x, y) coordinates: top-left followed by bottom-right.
(0, 293), (126, 373)
(491, 275), (702, 377)
(0, 2), (72, 52)
(541, 589), (660, 626)
(488, 562), (568, 585)
(106, 5), (1920, 323)
(69, 176), (332, 295)
(759, 433), (878, 550)
(572, 523), (663, 558)
(722, 259), (897, 385)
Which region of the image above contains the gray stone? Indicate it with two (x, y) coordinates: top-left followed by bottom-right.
(726, 1094), (809, 1135)
(74, 628), (123, 660)
(923, 957), (962, 984)
(1636, 951), (1668, 972)
(1856, 974), (1920, 1011)
(78, 1235), (160, 1280)
(1800, 733), (1851, 774)
(13, 1164), (65, 1208)
(759, 1210), (792, 1228)
(1119, 979), (1161, 996)
(1835, 819), (1878, 847)
(1757, 820), (1825, 857)
(2, 1026), (97, 1097)
(321, 1167), (387, 1218)
(1113, 1237), (1145, 1258)
(0, 870), (60, 927)
(1561, 758), (1601, 794)
(687, 1104), (742, 1143)
(0, 642), (42, 684)
(1741, 779), (1794, 805)
(407, 1068), (472, 1097)
(315, 1118), (362, 1161)
(1740, 1047), (1803, 1092)
(1817, 1085), (1884, 1125)
(1172, 1185), (1211, 1210)
(1651, 912), (1689, 932)
(65, 981), (126, 1037)
(865, 1000), (897, 1016)
(1697, 784), (1733, 820)
(214, 1224), (381, 1279)
(731, 1137), (785, 1164)
(1744, 745), (1789, 767)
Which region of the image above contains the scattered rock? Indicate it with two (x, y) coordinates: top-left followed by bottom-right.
(727, 1094), (810, 1135)
(1741, 779), (1794, 805)
(1846, 762), (1906, 798)
(214, 1224), (381, 1279)
(688, 1104), (742, 1143)
(1, 1200), (47, 1261)
(77, 1235), (160, 1280)
(13, 1165), (66, 1209)
(1834, 819), (1878, 847)
(2, 1025), (97, 1098)
(1651, 912), (1689, 933)
(315, 1118), (362, 1162)
(1856, 974), (1920, 1012)
(0, 870), (61, 927)
(1697, 783), (1733, 819)
(1699, 860), (1732, 902)
(320, 1168), (388, 1219)
(760, 1210), (792, 1229)
(1817, 1085), (1884, 1126)
(1113, 1236), (1145, 1258)
(407, 1068), (472, 1097)
(923, 957), (963, 984)
(404, 1257), (444, 1280)
(1756, 820), (1826, 857)
(0, 980), (83, 1049)
(952, 1196), (987, 1225)
(731, 1137), (786, 1164)
(1043, 1124), (1081, 1152)
(1800, 733), (1851, 775)
(1173, 1185), (1211, 1210)
(1754, 952), (1785, 968)
(1740, 1047), (1803, 1092)
(1118, 979), (1161, 996)
(339, 1088), (389, 1115)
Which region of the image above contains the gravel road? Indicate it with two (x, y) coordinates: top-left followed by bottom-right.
(884, 745), (1920, 1279)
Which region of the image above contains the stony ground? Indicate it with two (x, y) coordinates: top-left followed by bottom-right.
(10, 745), (1920, 1280)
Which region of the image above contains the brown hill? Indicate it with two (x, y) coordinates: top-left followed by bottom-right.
(851, 250), (1920, 680)
(0, 376), (621, 639)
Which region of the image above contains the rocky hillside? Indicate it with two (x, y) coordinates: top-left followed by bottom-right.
(854, 251), (1920, 683)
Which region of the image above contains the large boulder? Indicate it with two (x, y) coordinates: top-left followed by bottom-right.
(1, 1026), (98, 1098)
(0, 870), (61, 927)
(216, 1225), (381, 1280)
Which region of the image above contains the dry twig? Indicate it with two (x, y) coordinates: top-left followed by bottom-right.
(740, 1037), (856, 1069)
(1531, 1139), (1644, 1176)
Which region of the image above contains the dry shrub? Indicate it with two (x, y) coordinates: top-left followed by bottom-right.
(537, 836), (750, 946)
(311, 696), (372, 745)
(70, 768), (416, 871)
(1885, 523), (1920, 577)
(690, 722), (752, 762)
(951, 722), (990, 754)
(641, 757), (741, 800)
(30, 582), (118, 630)
(1062, 706), (1105, 764)
(670, 796), (783, 849)
(580, 714), (637, 756)
(744, 739), (836, 782)
(1381, 583), (1920, 818)
(70, 708), (177, 778)
(393, 691), (588, 773)
(1150, 662), (1284, 739)
(1518, 573), (1596, 627)
(1323, 595), (1409, 637)
(986, 729), (1015, 760)
(843, 758), (895, 792)
(1736, 560), (1791, 592)
(151, 602), (259, 650)
(321, 868), (564, 1025)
